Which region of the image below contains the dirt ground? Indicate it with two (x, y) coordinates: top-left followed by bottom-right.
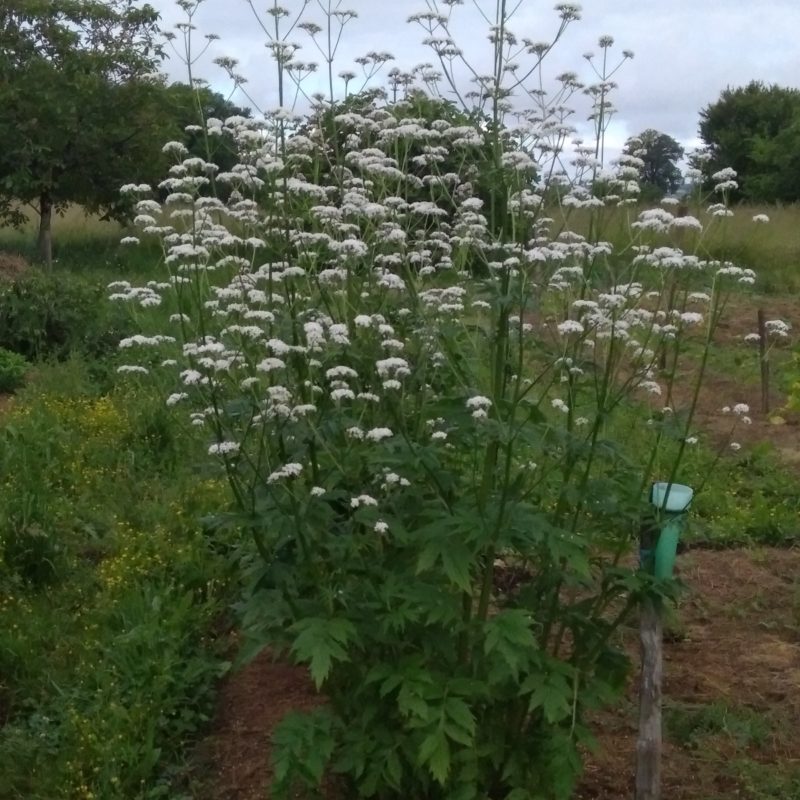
(577, 548), (800, 800)
(196, 655), (321, 800)
(657, 293), (800, 464)
(194, 548), (800, 800)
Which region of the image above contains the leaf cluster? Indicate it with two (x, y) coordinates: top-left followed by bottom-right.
(699, 81), (800, 202)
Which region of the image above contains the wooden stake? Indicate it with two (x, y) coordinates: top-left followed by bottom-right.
(636, 526), (663, 800)
(757, 309), (770, 415)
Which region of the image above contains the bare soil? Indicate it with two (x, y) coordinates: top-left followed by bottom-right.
(196, 652), (321, 800)
(577, 547), (800, 799)
(0, 251), (29, 281)
(194, 548), (800, 800)
(662, 293), (800, 464)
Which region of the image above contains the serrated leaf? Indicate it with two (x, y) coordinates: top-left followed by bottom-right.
(441, 543), (472, 591)
(385, 750), (403, 788)
(483, 610), (537, 680)
(397, 683), (431, 721)
(290, 617), (355, 689)
(416, 535), (473, 592)
(444, 697), (475, 740)
(523, 672), (573, 723)
(419, 728), (451, 785)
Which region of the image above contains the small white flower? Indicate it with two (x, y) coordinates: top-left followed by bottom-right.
(267, 462), (304, 483)
(766, 319), (791, 339)
(311, 486), (326, 497)
(733, 403), (750, 416)
(685, 436), (698, 445)
(374, 520), (389, 534)
(117, 365), (149, 375)
(326, 365), (359, 380)
(257, 357), (286, 373)
(366, 427), (393, 442)
(639, 381), (662, 396)
(551, 398), (569, 413)
(557, 320), (585, 336)
(466, 395), (492, 411)
(166, 392), (189, 407)
(730, 442), (741, 451)
(181, 369), (204, 385)
(209, 441), (240, 456)
(431, 430), (448, 441)
(347, 426), (365, 440)
(752, 214), (770, 224)
(351, 494), (378, 508)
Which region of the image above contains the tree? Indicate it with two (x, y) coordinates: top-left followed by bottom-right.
(161, 82), (251, 176)
(0, 0), (164, 265)
(698, 81), (800, 202)
(622, 129), (684, 197)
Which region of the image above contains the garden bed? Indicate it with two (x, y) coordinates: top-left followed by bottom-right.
(196, 548), (800, 800)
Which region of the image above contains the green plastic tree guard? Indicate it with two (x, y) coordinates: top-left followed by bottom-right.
(649, 482), (694, 579)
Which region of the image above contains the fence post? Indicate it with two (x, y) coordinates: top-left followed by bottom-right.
(635, 523), (662, 800)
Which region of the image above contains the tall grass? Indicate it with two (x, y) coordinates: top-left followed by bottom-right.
(0, 205), (158, 274)
(559, 202), (800, 294)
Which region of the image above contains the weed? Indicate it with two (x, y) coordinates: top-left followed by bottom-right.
(665, 701), (771, 750)
(0, 346), (29, 392)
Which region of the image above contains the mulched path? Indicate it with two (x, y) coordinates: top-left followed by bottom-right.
(194, 548), (800, 799)
(196, 654), (321, 800)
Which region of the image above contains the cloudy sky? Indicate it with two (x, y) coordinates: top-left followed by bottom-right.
(151, 0), (800, 160)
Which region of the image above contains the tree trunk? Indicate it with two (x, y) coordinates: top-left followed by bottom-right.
(37, 192), (53, 268)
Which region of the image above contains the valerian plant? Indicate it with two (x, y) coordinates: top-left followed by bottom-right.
(112, 1), (769, 797)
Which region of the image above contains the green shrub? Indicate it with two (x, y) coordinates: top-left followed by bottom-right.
(0, 367), (233, 799)
(0, 270), (134, 361)
(0, 346), (29, 392)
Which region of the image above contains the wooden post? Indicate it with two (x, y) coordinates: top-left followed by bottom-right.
(636, 525), (663, 800)
(757, 309), (770, 415)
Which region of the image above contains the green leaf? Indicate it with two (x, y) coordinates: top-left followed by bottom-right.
(385, 750), (403, 788)
(272, 709), (336, 794)
(483, 610), (538, 680)
(416, 535), (473, 592)
(444, 697), (475, 742)
(290, 617), (356, 689)
(522, 670), (574, 724)
(441, 543), (472, 592)
(418, 728), (451, 785)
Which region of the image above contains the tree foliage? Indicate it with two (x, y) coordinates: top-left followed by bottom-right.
(0, 0), (165, 264)
(161, 82), (251, 175)
(698, 81), (800, 202)
(622, 129), (684, 197)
